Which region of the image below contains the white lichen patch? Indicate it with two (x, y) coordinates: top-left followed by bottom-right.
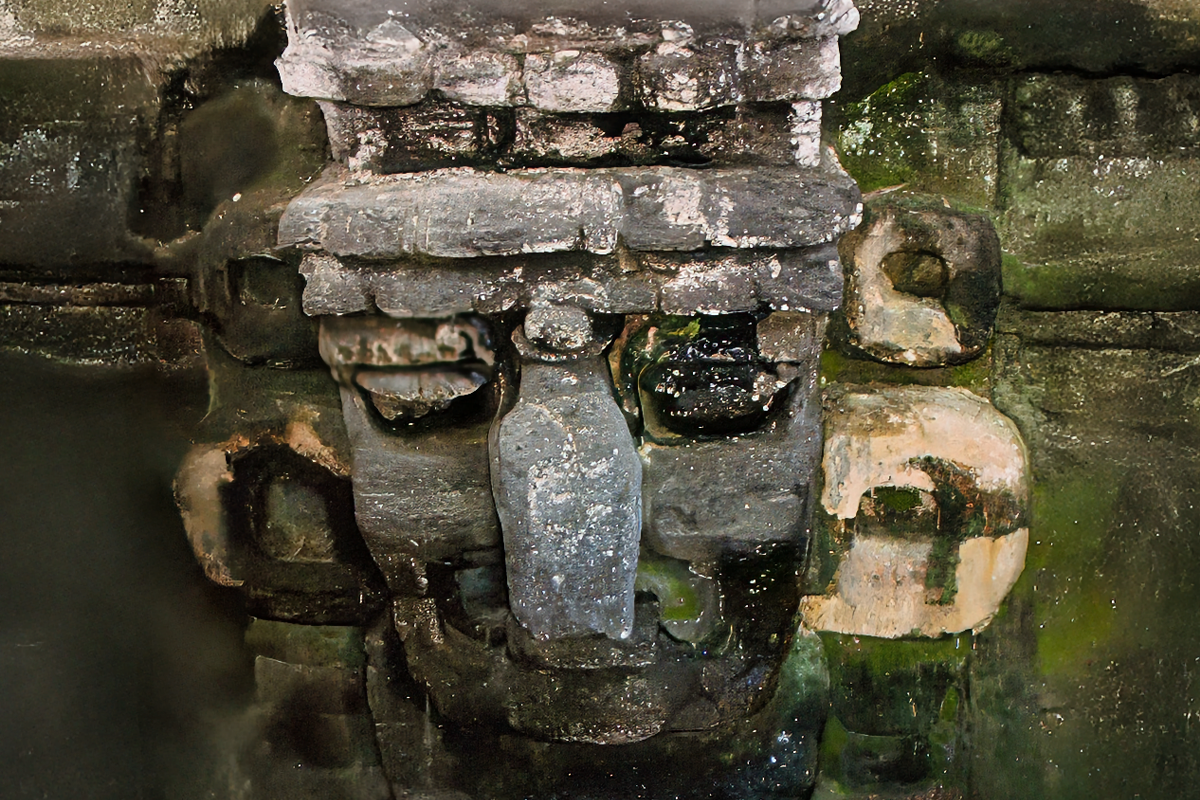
(525, 51), (621, 113)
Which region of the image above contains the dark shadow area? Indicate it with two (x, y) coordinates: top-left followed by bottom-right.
(0, 354), (252, 799)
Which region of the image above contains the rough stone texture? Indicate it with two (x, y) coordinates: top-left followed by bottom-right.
(842, 0), (1200, 100)
(0, 55), (158, 268)
(318, 101), (807, 173)
(640, 359), (823, 563)
(276, 0), (858, 109)
(318, 315), (492, 383)
(335, 385), (500, 579)
(790, 100), (823, 167)
(995, 307), (1200, 353)
(300, 245), (843, 318)
(173, 406), (388, 625)
(997, 72), (1200, 312)
(492, 349), (642, 641)
(1010, 73), (1200, 160)
(830, 71), (1003, 207)
(741, 36), (843, 103)
(434, 48), (523, 106)
(525, 50), (623, 113)
(0, 300), (202, 371)
(281, 0), (860, 39)
(280, 163), (861, 259)
(973, 328), (1200, 800)
(505, 602), (659, 670)
(318, 314), (499, 543)
(837, 194), (1001, 366)
(504, 668), (666, 744)
(802, 385), (1029, 638)
(0, 0), (269, 56)
(319, 100), (485, 173)
(637, 35), (741, 111)
(758, 311), (826, 364)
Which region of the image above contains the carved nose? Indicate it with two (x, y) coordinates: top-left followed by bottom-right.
(490, 303), (642, 641)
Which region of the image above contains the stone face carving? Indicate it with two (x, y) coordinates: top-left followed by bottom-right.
(172, 0), (1028, 796)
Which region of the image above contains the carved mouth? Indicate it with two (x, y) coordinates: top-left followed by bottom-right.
(395, 543), (802, 745)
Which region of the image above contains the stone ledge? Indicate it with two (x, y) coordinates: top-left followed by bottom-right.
(276, 1), (855, 109)
(279, 163), (861, 260)
(299, 244), (843, 318)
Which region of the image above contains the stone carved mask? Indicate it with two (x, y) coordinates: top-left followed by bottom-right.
(172, 0), (1030, 796)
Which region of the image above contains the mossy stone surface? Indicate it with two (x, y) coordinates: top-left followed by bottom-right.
(970, 331), (1200, 798)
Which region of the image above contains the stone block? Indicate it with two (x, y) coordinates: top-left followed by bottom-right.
(757, 311), (825, 364)
(837, 195), (1001, 367)
(741, 36), (843, 102)
(1011, 74), (1200, 159)
(280, 164), (860, 259)
(434, 48), (523, 107)
(640, 375), (823, 563)
(998, 142), (1200, 310)
(525, 50), (623, 113)
(245, 618), (366, 669)
(832, 71), (1002, 207)
(337, 387), (500, 576)
(280, 165), (623, 258)
(505, 669), (665, 744)
(299, 246), (842, 319)
(637, 37), (741, 111)
(789, 100), (823, 167)
(300, 253), (372, 315)
(319, 101), (483, 173)
(276, 18), (435, 106)
(254, 656), (366, 714)
(801, 385), (1029, 639)
(0, 56), (158, 268)
(0, 303), (201, 370)
(492, 354), (642, 641)
(277, 0), (858, 109)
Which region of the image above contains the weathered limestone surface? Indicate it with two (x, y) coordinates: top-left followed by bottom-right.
(640, 362), (823, 563)
(320, 100), (809, 173)
(993, 73), (1200, 311)
(830, 71), (1003, 207)
(337, 386), (500, 577)
(0, 55), (158, 268)
(820, 386), (1027, 523)
(492, 348), (642, 641)
(276, 0), (858, 109)
(978, 329), (1200, 800)
(843, 0), (1200, 99)
(318, 317), (500, 574)
(280, 163), (861, 259)
(0, 0), (268, 56)
(298, 245), (844, 318)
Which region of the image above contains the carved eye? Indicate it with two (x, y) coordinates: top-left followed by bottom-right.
(320, 314), (497, 426)
(626, 313), (787, 439)
(354, 365), (491, 422)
